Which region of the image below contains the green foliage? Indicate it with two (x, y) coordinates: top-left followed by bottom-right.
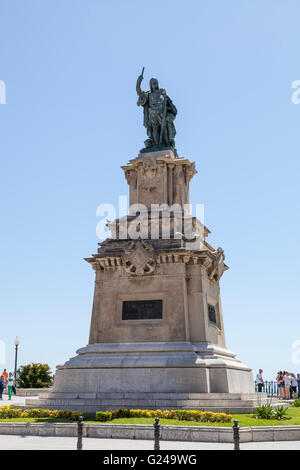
(16, 363), (53, 388)
(95, 411), (113, 422)
(255, 404), (274, 419)
(0, 406), (231, 424)
(255, 404), (289, 420)
(0, 406), (81, 421)
(95, 408), (232, 423)
(273, 406), (289, 420)
(293, 399), (300, 407)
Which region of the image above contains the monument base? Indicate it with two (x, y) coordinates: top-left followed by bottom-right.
(26, 342), (271, 413)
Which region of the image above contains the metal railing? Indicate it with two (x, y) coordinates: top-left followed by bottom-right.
(76, 416), (241, 450)
(254, 380), (279, 396)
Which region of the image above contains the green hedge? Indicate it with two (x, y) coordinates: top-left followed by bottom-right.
(0, 406), (81, 421)
(95, 408), (232, 423)
(0, 406), (232, 424)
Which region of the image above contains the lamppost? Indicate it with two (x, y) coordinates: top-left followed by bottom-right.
(14, 337), (19, 382)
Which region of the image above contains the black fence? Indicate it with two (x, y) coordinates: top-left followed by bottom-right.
(254, 381), (278, 396)
(76, 417), (241, 450)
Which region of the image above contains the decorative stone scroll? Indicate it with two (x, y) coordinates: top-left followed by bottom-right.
(208, 247), (226, 281)
(86, 245), (228, 281)
(122, 240), (156, 276)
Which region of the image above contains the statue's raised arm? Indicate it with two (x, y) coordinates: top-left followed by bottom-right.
(136, 67), (144, 97)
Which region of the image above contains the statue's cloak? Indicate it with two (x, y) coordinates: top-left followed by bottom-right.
(137, 89), (177, 132)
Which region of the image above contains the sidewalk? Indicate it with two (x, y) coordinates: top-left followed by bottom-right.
(0, 435), (300, 450)
(0, 396), (36, 407)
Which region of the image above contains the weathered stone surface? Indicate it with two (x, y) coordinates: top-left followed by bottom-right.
(37, 423), (56, 437)
(51, 424), (72, 437)
(36, 147), (256, 412)
(122, 152), (196, 209)
(2, 422), (300, 443)
(252, 428), (275, 442)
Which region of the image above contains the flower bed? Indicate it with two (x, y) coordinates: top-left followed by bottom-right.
(0, 406), (81, 421)
(95, 408), (232, 423)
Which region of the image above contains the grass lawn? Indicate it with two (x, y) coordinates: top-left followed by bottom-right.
(1, 408), (300, 427)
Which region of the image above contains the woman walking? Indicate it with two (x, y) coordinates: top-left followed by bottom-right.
(0, 375), (5, 400)
(7, 372), (14, 400)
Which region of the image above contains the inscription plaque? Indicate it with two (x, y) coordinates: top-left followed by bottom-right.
(208, 304), (217, 324)
(122, 300), (163, 320)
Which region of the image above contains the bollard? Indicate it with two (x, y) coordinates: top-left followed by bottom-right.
(77, 415), (84, 450)
(154, 417), (160, 450)
(232, 419), (240, 450)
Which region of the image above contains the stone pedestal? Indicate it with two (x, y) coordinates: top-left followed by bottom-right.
(30, 150), (270, 412)
(122, 150), (196, 209)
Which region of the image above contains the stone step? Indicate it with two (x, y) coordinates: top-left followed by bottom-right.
(40, 391), (267, 400)
(25, 397), (272, 410)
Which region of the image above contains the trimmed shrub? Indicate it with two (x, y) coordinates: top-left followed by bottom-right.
(95, 411), (113, 422)
(95, 408), (232, 423)
(0, 406), (23, 419)
(293, 399), (300, 407)
(0, 406), (232, 424)
(48, 410), (81, 420)
(0, 406), (81, 421)
(112, 409), (131, 419)
(170, 410), (232, 423)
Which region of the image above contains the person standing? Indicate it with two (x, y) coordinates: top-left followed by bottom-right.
(277, 371), (284, 399)
(290, 374), (298, 399)
(288, 372), (293, 400)
(297, 374), (300, 398)
(7, 373), (14, 401)
(283, 371), (291, 399)
(0, 376), (5, 400)
(256, 369), (265, 392)
(2, 369), (8, 386)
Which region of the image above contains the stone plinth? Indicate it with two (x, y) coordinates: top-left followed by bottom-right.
(31, 150), (259, 413)
(122, 150), (197, 210)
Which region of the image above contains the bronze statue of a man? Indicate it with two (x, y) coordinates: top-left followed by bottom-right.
(136, 69), (177, 152)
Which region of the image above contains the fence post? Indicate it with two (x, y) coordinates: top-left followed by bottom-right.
(154, 417), (160, 450)
(77, 415), (84, 450)
(232, 419), (240, 450)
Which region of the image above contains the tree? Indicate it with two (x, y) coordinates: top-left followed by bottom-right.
(16, 363), (53, 388)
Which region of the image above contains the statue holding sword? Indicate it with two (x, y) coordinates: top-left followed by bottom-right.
(136, 67), (177, 153)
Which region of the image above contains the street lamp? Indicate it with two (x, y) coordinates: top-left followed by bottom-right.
(14, 337), (19, 381)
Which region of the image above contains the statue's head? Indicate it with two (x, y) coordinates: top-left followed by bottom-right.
(150, 77), (159, 91)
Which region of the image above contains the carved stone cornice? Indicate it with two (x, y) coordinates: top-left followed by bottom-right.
(85, 246), (228, 281)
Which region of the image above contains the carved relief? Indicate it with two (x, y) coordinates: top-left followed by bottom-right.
(125, 169), (137, 189)
(140, 157), (162, 192)
(122, 240), (156, 276)
(185, 163), (197, 184)
(122, 154), (197, 210)
(208, 247), (226, 281)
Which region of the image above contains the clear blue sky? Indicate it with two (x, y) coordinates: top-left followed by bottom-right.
(0, 0), (299, 381)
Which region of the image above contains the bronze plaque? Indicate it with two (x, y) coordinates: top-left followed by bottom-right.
(208, 304), (217, 324)
(122, 300), (163, 320)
